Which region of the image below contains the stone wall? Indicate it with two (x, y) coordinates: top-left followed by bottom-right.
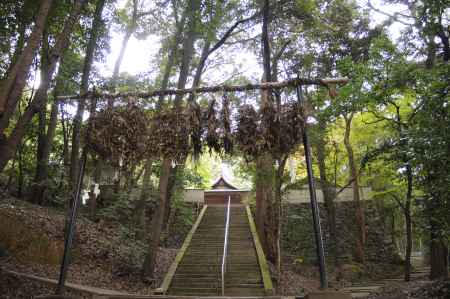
(282, 200), (401, 265)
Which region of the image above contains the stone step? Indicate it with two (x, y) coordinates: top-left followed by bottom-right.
(173, 274), (221, 280)
(173, 274), (262, 284)
(350, 292), (371, 298)
(182, 255), (258, 261)
(225, 288), (266, 296)
(178, 261), (259, 267)
(225, 283), (264, 288)
(177, 263), (260, 271)
(176, 267), (260, 275)
(189, 242), (253, 247)
(168, 287), (220, 296)
(170, 281), (221, 288)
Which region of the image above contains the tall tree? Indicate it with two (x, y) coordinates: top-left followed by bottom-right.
(255, 0), (278, 262)
(0, 0), (53, 131)
(141, 0), (256, 277)
(0, 0), (87, 173)
(373, 0), (450, 279)
(342, 112), (366, 263)
(69, 0), (106, 192)
(109, 0), (154, 98)
(142, 0), (201, 279)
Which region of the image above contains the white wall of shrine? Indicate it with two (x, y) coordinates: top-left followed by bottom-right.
(182, 185), (372, 203)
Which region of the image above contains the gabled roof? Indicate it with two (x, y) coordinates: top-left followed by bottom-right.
(211, 176), (238, 190)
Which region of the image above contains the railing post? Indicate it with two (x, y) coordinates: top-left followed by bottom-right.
(55, 150), (87, 294)
(221, 196), (231, 296)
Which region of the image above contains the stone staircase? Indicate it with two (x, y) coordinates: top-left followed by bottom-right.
(226, 206), (265, 296)
(167, 205), (266, 296)
(341, 265), (431, 298)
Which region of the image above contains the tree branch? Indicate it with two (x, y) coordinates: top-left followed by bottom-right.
(336, 177), (356, 195)
(367, 1), (414, 26)
(273, 40), (291, 64)
(206, 12), (260, 58)
(391, 193), (406, 212)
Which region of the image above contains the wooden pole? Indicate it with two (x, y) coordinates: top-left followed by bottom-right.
(56, 77), (349, 101)
(296, 84), (328, 289)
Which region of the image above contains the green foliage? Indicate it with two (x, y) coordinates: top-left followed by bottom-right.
(97, 191), (137, 223)
(409, 63), (450, 241)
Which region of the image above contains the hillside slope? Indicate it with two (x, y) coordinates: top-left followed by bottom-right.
(0, 197), (176, 296)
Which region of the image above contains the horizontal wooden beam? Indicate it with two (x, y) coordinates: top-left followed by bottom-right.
(56, 77), (349, 101)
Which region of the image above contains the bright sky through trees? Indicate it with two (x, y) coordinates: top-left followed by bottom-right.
(99, 0), (408, 78)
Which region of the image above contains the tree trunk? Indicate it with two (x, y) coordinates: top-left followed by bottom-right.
(0, 0), (86, 173)
(70, 0), (106, 191)
(161, 39), (211, 226)
(163, 167), (178, 228)
(157, 9), (188, 106)
(17, 145), (24, 198)
(124, 161), (141, 191)
(404, 165), (413, 281)
(88, 157), (102, 220)
(255, 0), (276, 262)
(110, 29), (132, 92)
(0, 0), (53, 120)
(172, 0), (199, 107)
(31, 96), (59, 204)
(135, 159), (153, 240)
(59, 101), (71, 190)
(315, 119), (339, 268)
(160, 0), (249, 214)
(109, 0), (138, 98)
(429, 192), (449, 279)
(343, 113), (366, 263)
(6, 11), (27, 76)
(30, 30), (53, 205)
(430, 238), (449, 279)
(255, 155), (275, 261)
(274, 156), (287, 283)
(141, 0), (200, 278)
(142, 158), (171, 278)
(3, 153), (17, 193)
(99, 0), (138, 191)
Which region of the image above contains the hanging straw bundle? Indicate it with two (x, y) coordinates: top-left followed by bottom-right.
(86, 104), (150, 165)
(259, 101), (279, 154)
(220, 94), (233, 154)
(148, 108), (189, 162)
(205, 99), (221, 153)
(185, 100), (203, 159)
(277, 101), (304, 155)
(235, 104), (261, 160)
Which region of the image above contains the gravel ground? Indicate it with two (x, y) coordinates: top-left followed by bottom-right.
(367, 279), (450, 299)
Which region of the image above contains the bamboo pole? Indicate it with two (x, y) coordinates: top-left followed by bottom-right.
(56, 77), (349, 101)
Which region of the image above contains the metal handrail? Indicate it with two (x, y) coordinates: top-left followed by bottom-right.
(221, 196), (231, 296)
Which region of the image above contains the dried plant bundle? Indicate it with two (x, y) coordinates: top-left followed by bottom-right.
(86, 104), (150, 165)
(86, 94), (306, 162)
(147, 108), (189, 162)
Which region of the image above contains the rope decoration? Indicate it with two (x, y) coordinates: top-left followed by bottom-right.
(83, 79), (347, 163)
